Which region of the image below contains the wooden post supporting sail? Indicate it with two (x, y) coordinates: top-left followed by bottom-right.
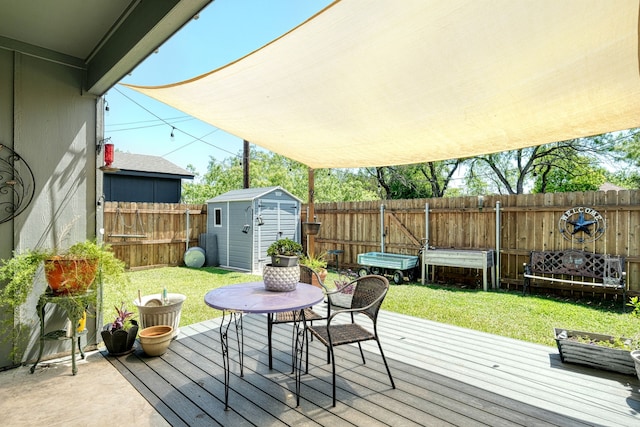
(307, 168), (315, 256)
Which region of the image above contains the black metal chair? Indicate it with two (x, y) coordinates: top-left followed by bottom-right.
(266, 265), (328, 370)
(307, 274), (395, 406)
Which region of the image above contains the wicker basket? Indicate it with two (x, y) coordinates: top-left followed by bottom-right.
(263, 264), (299, 291)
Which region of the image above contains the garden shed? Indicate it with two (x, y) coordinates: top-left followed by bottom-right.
(206, 186), (301, 274)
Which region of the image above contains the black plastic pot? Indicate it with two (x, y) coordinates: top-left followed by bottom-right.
(101, 320), (138, 356)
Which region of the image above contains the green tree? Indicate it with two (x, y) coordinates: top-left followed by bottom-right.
(468, 137), (616, 194)
(532, 154), (606, 193)
(368, 160), (462, 199)
(181, 148), (378, 203)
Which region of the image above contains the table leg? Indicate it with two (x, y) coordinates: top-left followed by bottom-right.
(219, 310), (243, 411)
(70, 327), (77, 376)
(292, 309), (307, 407)
(30, 301), (47, 374)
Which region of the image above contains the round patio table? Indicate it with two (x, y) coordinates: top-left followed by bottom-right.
(204, 282), (324, 410)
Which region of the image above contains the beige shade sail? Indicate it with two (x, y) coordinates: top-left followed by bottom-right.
(124, 0), (640, 169)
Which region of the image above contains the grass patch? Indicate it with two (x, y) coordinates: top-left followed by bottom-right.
(104, 266), (635, 348)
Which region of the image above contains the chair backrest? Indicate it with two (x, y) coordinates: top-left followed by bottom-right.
(349, 275), (389, 322)
(299, 264), (327, 291)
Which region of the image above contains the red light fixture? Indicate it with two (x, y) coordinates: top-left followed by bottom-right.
(104, 143), (114, 167)
(99, 142), (119, 172)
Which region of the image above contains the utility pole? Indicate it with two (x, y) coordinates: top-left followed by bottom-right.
(243, 140), (250, 188)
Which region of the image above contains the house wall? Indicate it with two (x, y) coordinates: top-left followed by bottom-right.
(0, 51), (100, 369)
(104, 174), (183, 203)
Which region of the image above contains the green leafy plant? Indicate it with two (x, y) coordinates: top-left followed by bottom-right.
(0, 249), (49, 309)
(266, 238), (303, 257)
(299, 251), (328, 272)
(106, 302), (136, 332)
(0, 240), (128, 363)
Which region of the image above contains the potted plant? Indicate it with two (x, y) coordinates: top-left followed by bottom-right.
(44, 240), (126, 295)
(300, 251), (328, 284)
(266, 238), (303, 267)
(263, 238), (303, 291)
(0, 241), (127, 361)
(101, 303), (139, 356)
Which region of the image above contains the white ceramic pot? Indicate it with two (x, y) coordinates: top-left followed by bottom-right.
(263, 264), (299, 291)
(631, 350), (640, 381)
(134, 293), (186, 338)
(139, 325), (173, 357)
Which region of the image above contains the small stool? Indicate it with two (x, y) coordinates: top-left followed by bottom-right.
(326, 249), (344, 270)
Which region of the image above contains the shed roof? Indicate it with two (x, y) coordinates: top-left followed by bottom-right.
(111, 152), (194, 180)
(206, 186), (301, 203)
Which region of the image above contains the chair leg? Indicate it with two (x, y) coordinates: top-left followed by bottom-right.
(330, 345), (337, 407)
(267, 314), (274, 370)
(357, 342), (366, 364)
(376, 338), (395, 389)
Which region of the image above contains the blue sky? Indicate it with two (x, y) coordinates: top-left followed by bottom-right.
(105, 0), (333, 177)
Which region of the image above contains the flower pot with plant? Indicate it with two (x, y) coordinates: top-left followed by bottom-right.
(44, 240), (126, 295)
(300, 251), (328, 284)
(266, 238), (303, 267)
(0, 241), (127, 362)
(263, 238), (303, 291)
(101, 303), (138, 356)
(553, 298), (640, 376)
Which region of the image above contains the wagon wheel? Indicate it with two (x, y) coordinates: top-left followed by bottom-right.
(370, 266), (382, 275)
(357, 267), (369, 277)
(407, 269), (416, 282)
(393, 270), (404, 285)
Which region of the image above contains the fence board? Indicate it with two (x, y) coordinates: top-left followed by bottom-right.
(308, 190), (640, 295)
(105, 191), (639, 296)
(104, 202), (207, 269)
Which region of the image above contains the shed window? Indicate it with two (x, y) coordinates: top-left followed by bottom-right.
(214, 208), (222, 227)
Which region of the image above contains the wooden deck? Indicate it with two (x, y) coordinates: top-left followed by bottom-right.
(107, 307), (640, 426)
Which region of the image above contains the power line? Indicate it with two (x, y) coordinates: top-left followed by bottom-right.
(111, 86), (241, 158)
(106, 115), (192, 127)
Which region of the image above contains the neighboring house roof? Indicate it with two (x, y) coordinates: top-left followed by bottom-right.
(111, 152), (194, 180)
(599, 182), (625, 192)
(206, 186), (302, 203)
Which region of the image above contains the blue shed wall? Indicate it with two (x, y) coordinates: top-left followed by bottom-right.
(207, 188), (300, 273)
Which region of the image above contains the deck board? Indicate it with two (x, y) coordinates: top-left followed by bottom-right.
(107, 307), (640, 426)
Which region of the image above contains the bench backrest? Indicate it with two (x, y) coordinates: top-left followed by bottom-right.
(529, 250), (624, 281)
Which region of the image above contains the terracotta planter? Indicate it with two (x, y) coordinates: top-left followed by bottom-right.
(101, 320), (139, 356)
(312, 268), (328, 287)
(45, 257), (98, 295)
(139, 325), (173, 356)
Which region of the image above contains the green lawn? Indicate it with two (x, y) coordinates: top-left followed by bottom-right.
(103, 266), (637, 348)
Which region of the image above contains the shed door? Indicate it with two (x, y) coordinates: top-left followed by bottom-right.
(257, 200), (299, 266)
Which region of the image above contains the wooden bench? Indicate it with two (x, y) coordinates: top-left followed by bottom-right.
(523, 250), (626, 301)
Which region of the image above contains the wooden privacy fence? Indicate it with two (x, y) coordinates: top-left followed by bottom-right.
(304, 190), (640, 295)
(103, 190), (640, 296)
(103, 202), (207, 270)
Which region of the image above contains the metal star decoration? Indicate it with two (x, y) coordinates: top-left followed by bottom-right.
(568, 211), (596, 235)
